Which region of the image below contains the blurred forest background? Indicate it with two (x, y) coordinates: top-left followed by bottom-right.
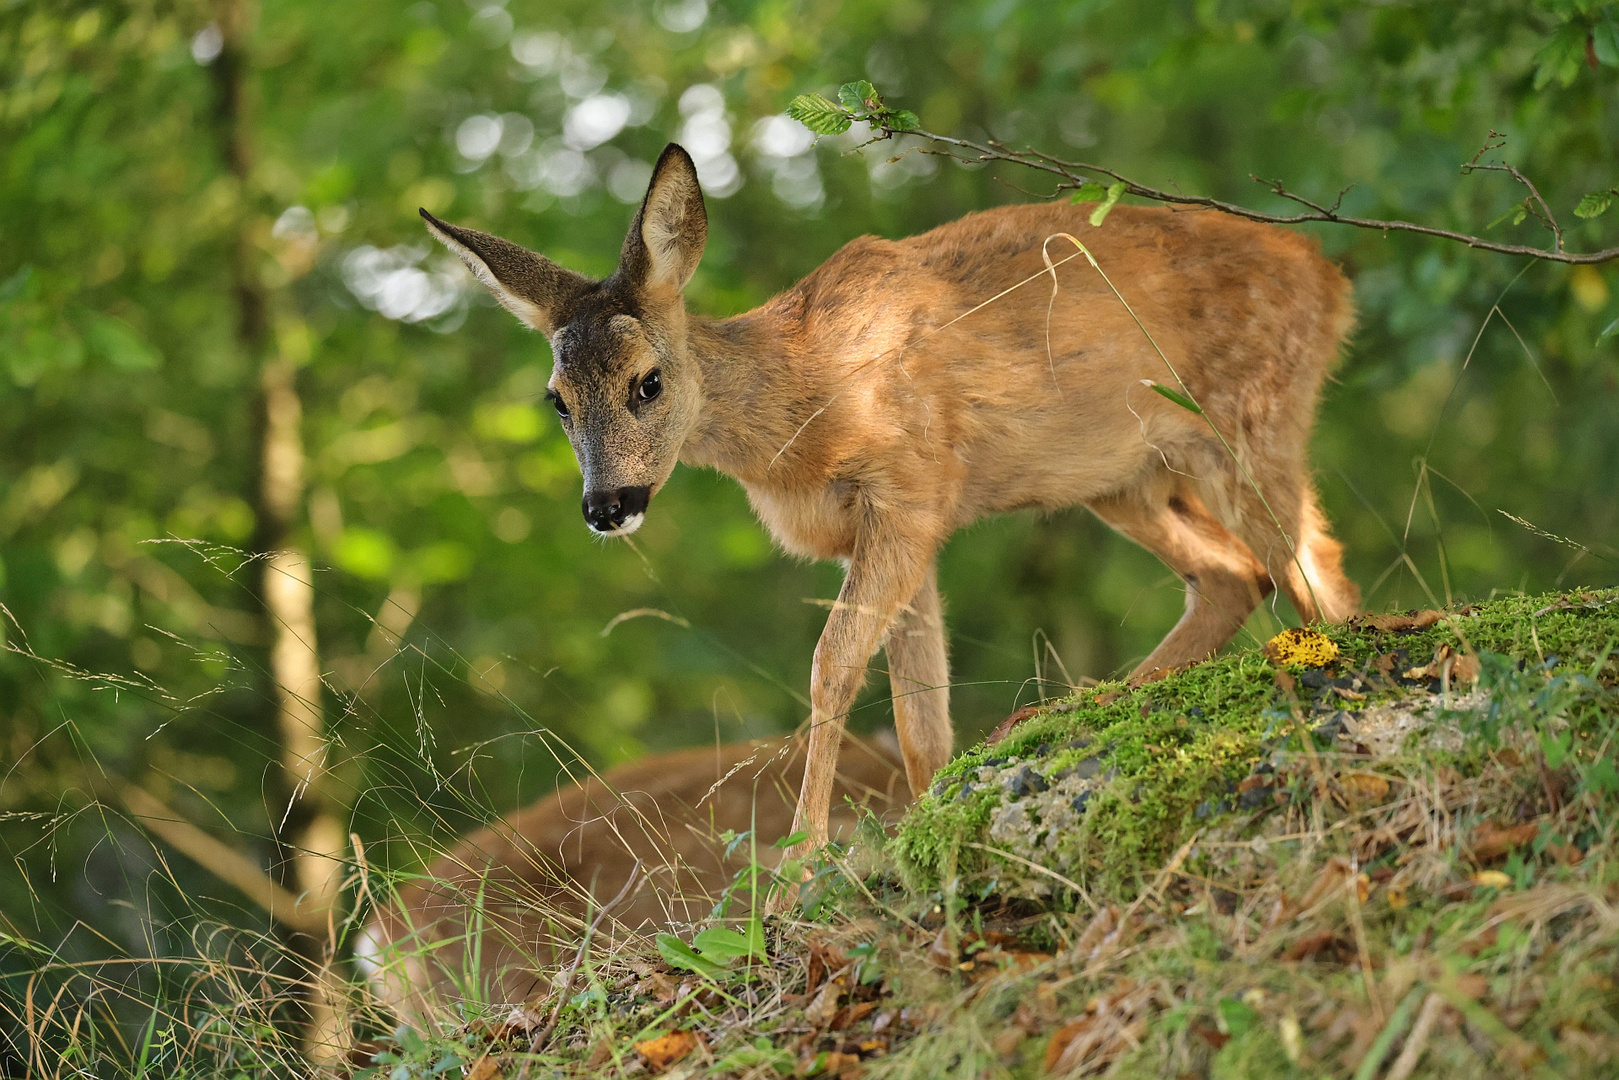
(2, 0), (1618, 1064)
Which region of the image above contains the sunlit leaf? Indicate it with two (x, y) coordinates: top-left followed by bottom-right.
(887, 109), (920, 131)
(786, 94), (851, 135)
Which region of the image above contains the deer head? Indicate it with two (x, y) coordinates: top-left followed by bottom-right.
(422, 143), (708, 535)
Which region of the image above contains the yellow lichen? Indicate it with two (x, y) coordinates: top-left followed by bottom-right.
(1261, 627), (1338, 667)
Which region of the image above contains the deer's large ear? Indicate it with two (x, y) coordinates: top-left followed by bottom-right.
(620, 144), (707, 296)
(420, 210), (590, 335)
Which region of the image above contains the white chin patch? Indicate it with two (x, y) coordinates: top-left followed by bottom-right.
(592, 513), (644, 537)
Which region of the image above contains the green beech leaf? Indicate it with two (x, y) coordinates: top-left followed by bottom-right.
(81, 311), (161, 371)
(887, 109), (921, 131)
(838, 80), (879, 113)
(1089, 181), (1126, 227)
(1144, 380), (1203, 414)
(786, 94), (852, 135)
(1575, 190), (1616, 219)
(1594, 16), (1619, 67)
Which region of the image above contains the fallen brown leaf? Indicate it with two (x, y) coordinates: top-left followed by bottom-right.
(800, 1050), (863, 1078)
(830, 1001), (879, 1031)
(1296, 857), (1355, 914)
(465, 1054), (503, 1080)
(1471, 821), (1540, 860)
(1281, 931), (1343, 962)
(1044, 1016), (1099, 1072)
(586, 1038), (613, 1069)
(925, 927), (957, 971)
(1355, 610), (1445, 633)
(806, 978), (846, 1029)
(988, 706), (1042, 745)
(806, 939), (848, 995)
(992, 1026), (1024, 1059)
(634, 1030), (699, 1073)
(1547, 841), (1584, 865)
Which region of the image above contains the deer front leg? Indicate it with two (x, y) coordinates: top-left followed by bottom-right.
(786, 530), (934, 864)
(885, 564), (953, 799)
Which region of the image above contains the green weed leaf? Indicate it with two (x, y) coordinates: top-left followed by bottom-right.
(1089, 181), (1126, 226)
(775, 830), (809, 849)
(656, 933), (729, 978)
(1218, 997), (1257, 1036)
(787, 94), (852, 135)
(1143, 380), (1203, 414)
(692, 920), (764, 963)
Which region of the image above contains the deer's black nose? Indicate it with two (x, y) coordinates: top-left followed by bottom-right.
(582, 486), (650, 533)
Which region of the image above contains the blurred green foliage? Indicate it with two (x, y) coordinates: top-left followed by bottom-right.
(1, 0), (1617, 1031)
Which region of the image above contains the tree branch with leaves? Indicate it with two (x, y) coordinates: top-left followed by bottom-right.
(788, 82), (1619, 279)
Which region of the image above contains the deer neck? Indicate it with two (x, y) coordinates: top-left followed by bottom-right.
(681, 307), (822, 486)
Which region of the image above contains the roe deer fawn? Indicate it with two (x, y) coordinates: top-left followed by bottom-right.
(422, 142), (1359, 867)
(359, 733), (906, 1021)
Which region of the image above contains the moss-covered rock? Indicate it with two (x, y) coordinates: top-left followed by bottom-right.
(892, 589), (1619, 901)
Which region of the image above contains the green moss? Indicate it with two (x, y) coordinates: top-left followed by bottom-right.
(891, 589), (1619, 899)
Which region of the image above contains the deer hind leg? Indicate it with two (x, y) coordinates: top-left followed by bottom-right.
(1090, 474), (1273, 682)
(1223, 465), (1359, 625)
(884, 564), (953, 799)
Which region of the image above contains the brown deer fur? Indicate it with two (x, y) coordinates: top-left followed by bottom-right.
(359, 733), (907, 1021)
(422, 142), (1359, 867)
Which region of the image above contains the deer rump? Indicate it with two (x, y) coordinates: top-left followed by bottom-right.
(359, 734), (907, 1022)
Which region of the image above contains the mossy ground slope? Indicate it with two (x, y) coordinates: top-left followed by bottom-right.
(369, 589), (1619, 1079)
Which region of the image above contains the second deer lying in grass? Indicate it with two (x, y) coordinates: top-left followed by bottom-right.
(359, 733), (907, 1024)
(423, 142), (1361, 866)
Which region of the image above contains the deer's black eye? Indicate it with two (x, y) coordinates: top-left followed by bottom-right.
(548, 391), (569, 419)
(636, 369), (662, 404)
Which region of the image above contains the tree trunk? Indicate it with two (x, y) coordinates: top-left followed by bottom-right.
(210, 0), (350, 1062)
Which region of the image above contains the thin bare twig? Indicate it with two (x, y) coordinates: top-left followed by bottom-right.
(877, 125), (1616, 265)
(525, 862), (644, 1059)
